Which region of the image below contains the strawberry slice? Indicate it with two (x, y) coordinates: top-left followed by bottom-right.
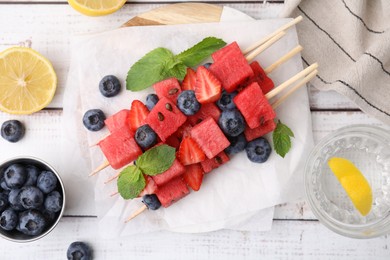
(138, 176), (158, 197)
(181, 67), (197, 90)
(178, 136), (206, 165)
(184, 163), (204, 191)
(129, 100), (149, 132)
(195, 66), (222, 104)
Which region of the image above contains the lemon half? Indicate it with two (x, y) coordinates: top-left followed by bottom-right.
(0, 47), (57, 115)
(328, 157), (373, 216)
(67, 0), (126, 16)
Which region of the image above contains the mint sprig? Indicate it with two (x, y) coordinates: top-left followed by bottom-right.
(126, 37), (226, 91)
(117, 145), (176, 200)
(117, 165), (144, 200)
(272, 120), (295, 158)
(137, 145), (176, 175)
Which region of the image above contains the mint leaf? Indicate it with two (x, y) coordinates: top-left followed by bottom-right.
(176, 37), (226, 67)
(126, 47), (185, 91)
(137, 145), (176, 176)
(117, 165), (145, 200)
(272, 120), (295, 158)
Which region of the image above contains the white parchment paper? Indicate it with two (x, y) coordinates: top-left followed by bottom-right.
(62, 16), (314, 237)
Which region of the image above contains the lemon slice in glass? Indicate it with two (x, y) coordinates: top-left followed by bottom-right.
(0, 47), (57, 115)
(67, 0), (126, 16)
(328, 157), (373, 216)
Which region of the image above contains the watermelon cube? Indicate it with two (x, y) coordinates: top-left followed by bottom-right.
(234, 82), (276, 129)
(152, 159), (185, 186)
(153, 77), (182, 103)
(209, 42), (254, 93)
(247, 61), (274, 94)
(104, 109), (133, 135)
(145, 97), (187, 142)
(190, 117), (230, 159)
(188, 102), (221, 126)
(244, 120), (276, 141)
(155, 177), (189, 208)
(174, 121), (193, 140)
(200, 151), (230, 173)
(98, 130), (142, 169)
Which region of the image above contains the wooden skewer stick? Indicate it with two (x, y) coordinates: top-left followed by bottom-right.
(104, 171), (121, 184)
(245, 31), (286, 62)
(89, 159), (110, 177)
(272, 69), (318, 109)
(243, 16), (303, 55)
(264, 45), (303, 74)
(265, 62), (318, 100)
(110, 191), (119, 197)
(89, 134), (110, 147)
(125, 204), (147, 223)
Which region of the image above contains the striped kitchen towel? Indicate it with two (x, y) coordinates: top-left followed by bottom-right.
(280, 0), (390, 124)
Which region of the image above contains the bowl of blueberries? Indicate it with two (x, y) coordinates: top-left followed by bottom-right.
(0, 156), (65, 242)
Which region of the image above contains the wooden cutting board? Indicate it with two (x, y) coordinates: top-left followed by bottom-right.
(122, 3), (224, 27)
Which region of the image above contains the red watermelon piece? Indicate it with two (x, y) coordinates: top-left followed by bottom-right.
(152, 159), (185, 186)
(190, 117), (230, 159)
(153, 77), (182, 103)
(244, 120), (276, 141)
(98, 130), (142, 170)
(104, 109), (133, 135)
(209, 42), (254, 93)
(234, 82), (276, 129)
(145, 97), (187, 142)
(200, 151), (230, 173)
(174, 121), (193, 140)
(247, 61), (274, 94)
(155, 177), (189, 208)
(188, 102), (221, 126)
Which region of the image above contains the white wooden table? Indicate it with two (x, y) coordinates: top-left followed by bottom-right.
(1, 1), (389, 259)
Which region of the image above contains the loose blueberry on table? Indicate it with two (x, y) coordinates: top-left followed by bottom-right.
(67, 241), (92, 260)
(82, 109), (106, 131)
(1, 120), (25, 143)
(99, 75), (121, 98)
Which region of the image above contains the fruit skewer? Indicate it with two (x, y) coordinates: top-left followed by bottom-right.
(89, 17), (304, 176)
(124, 65), (318, 222)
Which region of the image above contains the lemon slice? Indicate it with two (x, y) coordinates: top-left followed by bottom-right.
(328, 157), (372, 216)
(67, 0), (126, 16)
(0, 47), (57, 115)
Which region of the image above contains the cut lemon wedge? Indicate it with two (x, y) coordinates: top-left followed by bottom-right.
(0, 47), (57, 115)
(67, 0), (126, 16)
(328, 157), (372, 216)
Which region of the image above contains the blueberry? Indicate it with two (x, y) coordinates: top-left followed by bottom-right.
(0, 178), (11, 192)
(0, 192), (9, 213)
(145, 94), (159, 111)
(37, 171), (57, 194)
(0, 208), (18, 231)
(245, 137), (272, 163)
(8, 189), (24, 211)
(177, 90), (201, 116)
(24, 165), (40, 187)
(20, 186), (44, 210)
(4, 164), (27, 189)
(203, 62), (212, 69)
(1, 120), (25, 143)
(99, 75), (121, 97)
(44, 191), (62, 213)
(216, 91), (237, 111)
(18, 209), (47, 236)
(142, 194), (161, 210)
(135, 124), (157, 150)
(82, 109), (106, 131)
(42, 209), (56, 223)
(67, 241), (92, 260)
(218, 109), (245, 137)
(225, 134), (247, 155)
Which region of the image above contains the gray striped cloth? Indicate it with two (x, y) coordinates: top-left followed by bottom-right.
(280, 0), (390, 124)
